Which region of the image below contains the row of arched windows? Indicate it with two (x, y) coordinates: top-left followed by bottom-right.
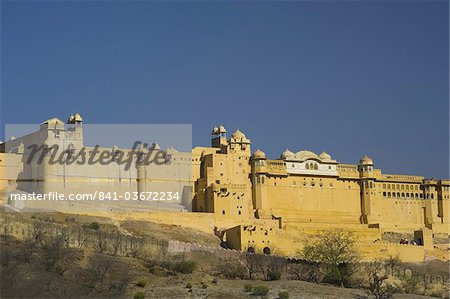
(382, 183), (420, 191)
(305, 163), (318, 170)
(382, 192), (433, 199)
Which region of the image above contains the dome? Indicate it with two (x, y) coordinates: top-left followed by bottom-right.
(280, 149), (295, 160)
(74, 112), (83, 122)
(218, 125), (227, 133)
(231, 129), (246, 140)
(212, 126), (219, 134)
(319, 151), (332, 160)
(296, 150), (319, 161)
(360, 155), (373, 165)
(68, 114), (75, 123)
(253, 149), (266, 159)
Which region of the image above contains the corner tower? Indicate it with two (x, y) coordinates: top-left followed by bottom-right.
(359, 155), (381, 225)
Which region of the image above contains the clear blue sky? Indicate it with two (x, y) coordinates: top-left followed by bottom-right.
(1, 1), (448, 178)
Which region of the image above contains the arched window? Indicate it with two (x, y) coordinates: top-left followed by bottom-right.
(314, 164), (318, 170)
(263, 247), (271, 255)
(305, 164), (309, 170)
(247, 247), (255, 254)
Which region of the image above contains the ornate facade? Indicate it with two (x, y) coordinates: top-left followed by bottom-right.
(192, 125), (449, 259)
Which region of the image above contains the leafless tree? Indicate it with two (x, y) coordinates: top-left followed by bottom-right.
(75, 225), (87, 248)
(85, 254), (133, 296)
(86, 254), (114, 294)
(42, 234), (65, 271)
(31, 220), (46, 244)
(157, 244), (169, 262)
(111, 231), (122, 256)
(129, 236), (143, 258)
(240, 250), (260, 280)
(0, 212), (11, 240)
(289, 260), (323, 283)
(94, 230), (109, 254)
(58, 226), (72, 248)
(364, 260), (398, 299)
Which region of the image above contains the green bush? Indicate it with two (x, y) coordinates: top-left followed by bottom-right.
(217, 261), (246, 279)
(88, 222), (100, 230)
(244, 283), (253, 292)
(134, 291), (145, 299)
(278, 290), (289, 299)
(267, 270), (281, 281)
(173, 260), (196, 274)
(136, 280), (146, 287)
(185, 282), (192, 289)
(252, 285), (269, 296)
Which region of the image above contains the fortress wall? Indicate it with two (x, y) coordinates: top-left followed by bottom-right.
(264, 176), (362, 223)
(89, 210), (216, 234)
(282, 222), (381, 242)
(379, 198), (427, 229)
(356, 241), (425, 262)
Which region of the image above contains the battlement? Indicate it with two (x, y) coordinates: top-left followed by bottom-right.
(381, 174), (424, 182)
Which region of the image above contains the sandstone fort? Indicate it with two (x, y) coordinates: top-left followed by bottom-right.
(1, 113), (448, 262)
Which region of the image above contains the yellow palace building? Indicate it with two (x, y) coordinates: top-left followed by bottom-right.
(1, 114), (449, 261)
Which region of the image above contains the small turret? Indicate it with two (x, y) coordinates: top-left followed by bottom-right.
(358, 155), (374, 176)
(252, 149), (266, 160)
(67, 112), (83, 130)
(211, 125), (228, 149)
